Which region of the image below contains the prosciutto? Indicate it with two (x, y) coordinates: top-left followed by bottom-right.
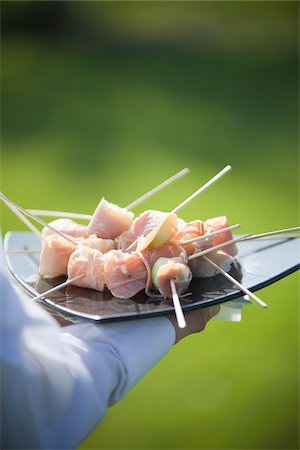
(206, 216), (238, 256)
(42, 218), (90, 239)
(88, 198), (134, 239)
(103, 250), (147, 299)
(151, 257), (192, 299)
(142, 244), (187, 269)
(133, 210), (178, 251)
(116, 228), (137, 252)
(173, 219), (207, 256)
(39, 234), (76, 279)
(188, 249), (235, 278)
(67, 246), (105, 291)
(81, 236), (116, 253)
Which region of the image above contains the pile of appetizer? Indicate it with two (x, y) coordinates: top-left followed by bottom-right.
(39, 198), (238, 300)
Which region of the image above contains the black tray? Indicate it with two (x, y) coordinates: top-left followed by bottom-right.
(4, 231), (300, 322)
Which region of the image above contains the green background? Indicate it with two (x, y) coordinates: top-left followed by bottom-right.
(1, 2), (299, 449)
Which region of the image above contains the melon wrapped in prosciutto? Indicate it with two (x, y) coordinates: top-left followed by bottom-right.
(206, 216), (238, 256)
(39, 234), (76, 279)
(173, 219), (207, 256)
(42, 218), (90, 239)
(188, 249), (235, 278)
(88, 198), (134, 239)
(103, 250), (147, 299)
(81, 236), (116, 253)
(67, 246), (106, 291)
(151, 257), (192, 299)
(142, 244), (187, 269)
(133, 210), (178, 251)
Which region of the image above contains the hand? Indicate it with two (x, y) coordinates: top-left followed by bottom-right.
(166, 304), (220, 343)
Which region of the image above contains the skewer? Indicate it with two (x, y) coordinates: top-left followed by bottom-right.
(241, 226), (300, 241)
(6, 249), (41, 254)
(2, 198), (43, 240)
(27, 210), (92, 220)
(170, 279), (186, 328)
(0, 192), (77, 246)
(202, 255), (267, 308)
(188, 234), (251, 261)
(125, 167), (190, 210)
(171, 165), (232, 214)
(180, 223), (241, 246)
(126, 166), (233, 252)
(26, 168), (190, 220)
(30, 274), (85, 302)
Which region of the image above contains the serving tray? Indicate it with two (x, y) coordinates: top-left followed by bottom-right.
(4, 231), (300, 323)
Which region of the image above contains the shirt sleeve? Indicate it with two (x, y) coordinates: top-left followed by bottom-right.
(0, 255), (175, 449)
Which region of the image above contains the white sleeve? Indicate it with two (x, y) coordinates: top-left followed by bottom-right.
(0, 260), (175, 449)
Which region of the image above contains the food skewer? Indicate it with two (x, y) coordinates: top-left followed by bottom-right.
(2, 198), (43, 240)
(170, 279), (186, 328)
(26, 168), (190, 220)
(27, 210), (92, 220)
(171, 165), (232, 214)
(202, 255), (267, 308)
(0, 192), (77, 245)
(188, 234), (251, 261)
(180, 223), (241, 246)
(125, 167), (190, 210)
(126, 166), (233, 253)
(30, 274), (85, 302)
(241, 226), (300, 241)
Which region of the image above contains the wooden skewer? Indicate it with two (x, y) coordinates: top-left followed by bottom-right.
(180, 224), (241, 246)
(170, 279), (186, 328)
(26, 168), (190, 220)
(241, 226), (300, 241)
(2, 199), (43, 240)
(202, 255), (267, 308)
(30, 274), (85, 302)
(28, 209), (92, 220)
(125, 167), (190, 210)
(171, 165), (232, 214)
(127, 166), (232, 251)
(188, 234), (251, 261)
(6, 249), (41, 254)
(0, 193), (77, 246)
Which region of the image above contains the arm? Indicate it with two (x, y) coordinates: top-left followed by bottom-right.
(1, 255), (218, 450)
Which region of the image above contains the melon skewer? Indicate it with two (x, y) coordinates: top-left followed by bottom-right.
(171, 165), (232, 214)
(241, 227), (300, 241)
(27, 168), (190, 220)
(127, 166), (233, 253)
(30, 274), (85, 302)
(180, 223), (240, 246)
(202, 255), (267, 308)
(0, 192), (77, 245)
(170, 279), (186, 329)
(2, 197), (43, 240)
(188, 234), (251, 261)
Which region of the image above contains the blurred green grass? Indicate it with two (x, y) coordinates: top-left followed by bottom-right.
(1, 2), (299, 449)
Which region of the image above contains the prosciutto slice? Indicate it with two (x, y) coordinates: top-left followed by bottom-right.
(116, 228), (137, 252)
(142, 244), (187, 269)
(173, 219), (207, 256)
(151, 257), (192, 299)
(42, 218), (90, 239)
(88, 198), (134, 239)
(133, 210), (178, 252)
(188, 249), (235, 278)
(67, 246), (105, 291)
(81, 236), (116, 253)
(103, 250), (147, 299)
(39, 235), (76, 279)
(206, 216), (238, 256)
